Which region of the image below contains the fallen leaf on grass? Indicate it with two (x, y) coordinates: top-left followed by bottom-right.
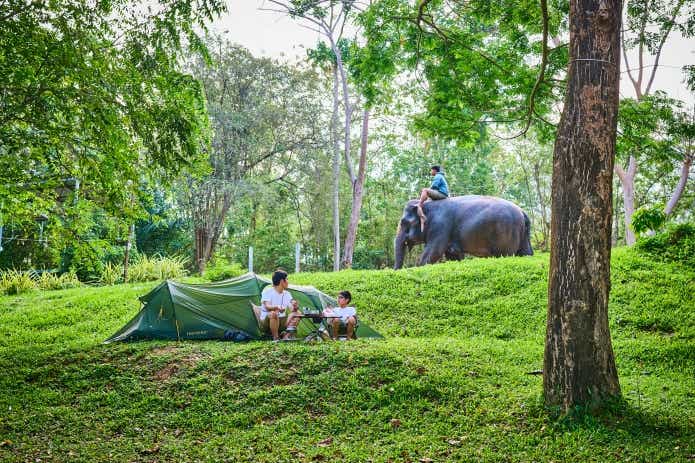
(317, 437), (333, 447)
(419, 458), (433, 462)
(390, 418), (401, 429)
(447, 439), (461, 446)
(0, 440), (11, 447)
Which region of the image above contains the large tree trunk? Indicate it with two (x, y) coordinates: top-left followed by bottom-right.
(342, 108), (369, 269)
(615, 156), (637, 245)
(544, 0), (622, 413)
(194, 227), (209, 274)
(664, 154), (692, 215)
(192, 187), (231, 274)
(331, 64), (341, 271)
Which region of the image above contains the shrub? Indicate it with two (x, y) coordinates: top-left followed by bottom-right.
(0, 269), (37, 295)
(631, 206), (667, 234)
(156, 255), (189, 280)
(635, 222), (695, 267)
(204, 260), (245, 282)
(36, 271), (82, 290)
(57, 271), (82, 290)
(67, 243), (105, 282)
(127, 255), (188, 282)
(99, 263), (123, 286)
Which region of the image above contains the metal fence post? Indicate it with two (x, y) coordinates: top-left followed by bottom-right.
(295, 242), (300, 273)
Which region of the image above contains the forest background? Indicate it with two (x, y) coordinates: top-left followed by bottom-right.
(1, 0), (693, 281)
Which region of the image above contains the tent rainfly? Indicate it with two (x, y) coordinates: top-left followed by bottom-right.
(105, 272), (382, 343)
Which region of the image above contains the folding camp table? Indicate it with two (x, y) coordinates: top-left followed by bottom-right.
(298, 313), (341, 342)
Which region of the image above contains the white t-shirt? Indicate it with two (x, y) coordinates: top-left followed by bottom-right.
(260, 286), (291, 320)
(329, 306), (356, 323)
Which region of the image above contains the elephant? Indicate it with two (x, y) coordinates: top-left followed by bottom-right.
(394, 195), (533, 269)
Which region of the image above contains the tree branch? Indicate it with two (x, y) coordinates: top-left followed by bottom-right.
(621, 26), (639, 92)
(645, 0), (685, 95)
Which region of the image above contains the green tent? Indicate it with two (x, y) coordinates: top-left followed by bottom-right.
(105, 272), (382, 343)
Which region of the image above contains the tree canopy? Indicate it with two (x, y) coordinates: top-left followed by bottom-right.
(0, 0), (226, 225)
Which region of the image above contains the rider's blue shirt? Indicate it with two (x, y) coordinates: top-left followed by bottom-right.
(430, 172), (449, 196)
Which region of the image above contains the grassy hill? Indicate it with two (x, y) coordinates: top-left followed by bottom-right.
(0, 248), (693, 462)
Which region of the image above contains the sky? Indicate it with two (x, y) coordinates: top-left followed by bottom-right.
(214, 1), (694, 106)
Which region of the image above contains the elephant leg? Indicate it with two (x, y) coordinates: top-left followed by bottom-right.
(418, 240), (448, 265)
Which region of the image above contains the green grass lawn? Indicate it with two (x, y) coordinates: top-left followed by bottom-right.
(1, 248), (693, 462)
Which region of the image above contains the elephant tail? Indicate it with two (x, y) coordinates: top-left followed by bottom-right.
(517, 212), (534, 256)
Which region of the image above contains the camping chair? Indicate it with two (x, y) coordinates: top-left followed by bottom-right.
(251, 303), (294, 340)
(325, 316), (359, 340)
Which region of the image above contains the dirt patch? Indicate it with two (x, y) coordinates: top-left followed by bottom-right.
(153, 363), (180, 381)
(149, 345), (184, 356)
(150, 346), (209, 381)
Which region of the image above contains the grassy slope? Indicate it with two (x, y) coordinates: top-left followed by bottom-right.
(0, 248), (693, 462)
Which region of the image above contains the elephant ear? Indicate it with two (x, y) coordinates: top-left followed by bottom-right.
(405, 202), (420, 222)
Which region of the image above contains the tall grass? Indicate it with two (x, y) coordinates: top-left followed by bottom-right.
(127, 254), (188, 282)
(36, 271), (81, 290)
(0, 270), (81, 294)
(99, 263), (122, 286)
(0, 256), (187, 293)
(0, 270), (36, 295)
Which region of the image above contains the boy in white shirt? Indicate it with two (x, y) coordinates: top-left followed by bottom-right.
(260, 270), (292, 341)
(326, 290), (357, 340)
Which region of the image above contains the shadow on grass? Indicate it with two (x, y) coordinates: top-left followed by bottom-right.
(538, 396), (691, 441)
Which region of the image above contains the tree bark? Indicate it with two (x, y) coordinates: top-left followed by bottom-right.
(612, 180), (621, 246)
(328, 35), (356, 186)
(342, 108), (369, 269)
(192, 185), (231, 274)
(331, 64), (341, 271)
(544, 0), (622, 413)
(664, 154), (692, 215)
(533, 162), (550, 251)
(615, 157), (637, 245)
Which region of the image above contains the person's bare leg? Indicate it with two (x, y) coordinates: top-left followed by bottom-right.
(418, 189), (429, 212)
(332, 319), (340, 340)
(418, 189), (429, 232)
(284, 315), (298, 339)
(346, 317), (356, 340)
(269, 312), (279, 340)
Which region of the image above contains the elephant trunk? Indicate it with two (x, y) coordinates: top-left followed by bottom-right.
(394, 229), (408, 270)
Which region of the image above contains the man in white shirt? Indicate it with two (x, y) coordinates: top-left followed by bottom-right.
(260, 270), (292, 341)
(326, 290), (357, 340)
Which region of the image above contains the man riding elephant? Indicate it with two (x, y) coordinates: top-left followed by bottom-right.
(394, 195), (533, 269)
(417, 165), (449, 231)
